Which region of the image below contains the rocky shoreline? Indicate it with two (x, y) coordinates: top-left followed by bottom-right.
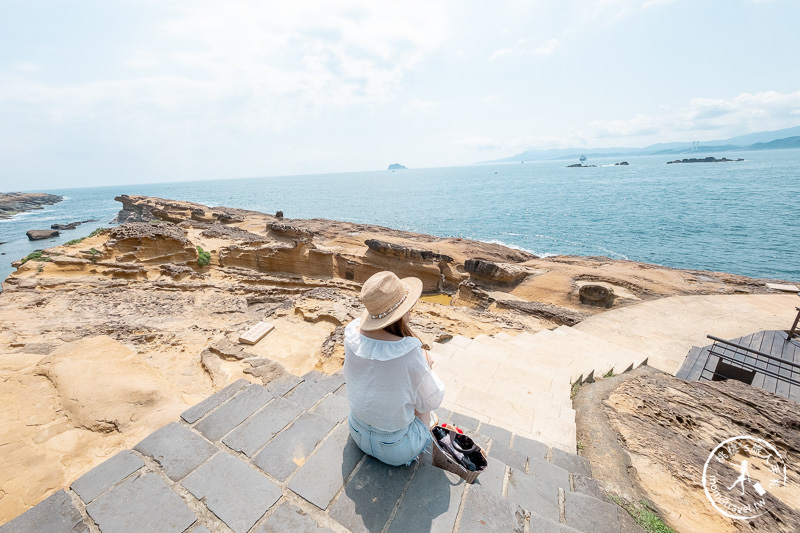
(0, 192), (63, 219)
(0, 195), (794, 525)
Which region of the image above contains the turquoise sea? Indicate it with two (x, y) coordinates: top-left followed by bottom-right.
(2, 149), (799, 287)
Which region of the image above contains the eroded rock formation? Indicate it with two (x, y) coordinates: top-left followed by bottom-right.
(26, 229), (60, 241)
(0, 193), (62, 219)
(603, 372), (800, 533)
(0, 194), (788, 522)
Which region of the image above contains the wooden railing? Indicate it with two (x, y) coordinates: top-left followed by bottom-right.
(701, 335), (800, 387)
(789, 307), (800, 340)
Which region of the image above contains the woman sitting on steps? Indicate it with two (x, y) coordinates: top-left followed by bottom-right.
(343, 271), (445, 466)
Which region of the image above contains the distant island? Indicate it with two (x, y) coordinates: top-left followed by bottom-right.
(387, 163), (407, 170)
(666, 157), (744, 164)
(487, 126), (800, 164)
(567, 161), (629, 168)
(0, 192), (63, 220)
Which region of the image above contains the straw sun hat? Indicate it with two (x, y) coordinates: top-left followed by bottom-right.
(359, 271), (423, 331)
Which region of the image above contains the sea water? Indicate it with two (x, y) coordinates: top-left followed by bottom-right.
(1, 149), (799, 287)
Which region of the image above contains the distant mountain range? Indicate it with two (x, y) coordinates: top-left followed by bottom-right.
(487, 125), (800, 163)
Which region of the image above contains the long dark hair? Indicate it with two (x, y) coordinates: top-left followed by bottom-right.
(383, 314), (418, 339)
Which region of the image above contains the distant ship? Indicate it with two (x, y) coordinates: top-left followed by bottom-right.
(579, 154), (587, 162)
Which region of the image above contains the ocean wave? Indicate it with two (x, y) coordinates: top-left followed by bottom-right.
(482, 239), (557, 258)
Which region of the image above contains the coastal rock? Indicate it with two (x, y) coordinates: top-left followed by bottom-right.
(268, 221), (314, 240)
(603, 372), (800, 533)
(0, 194), (789, 523)
(26, 229), (60, 241)
(50, 220), (97, 231)
(105, 222), (196, 264)
(36, 336), (185, 433)
(464, 258), (529, 285)
(365, 239), (454, 264)
(567, 163), (597, 167)
(0, 192), (63, 219)
(455, 280), (586, 326)
(666, 156), (745, 164)
(197, 223), (263, 242)
(615, 161), (629, 166)
(113, 195), (246, 225)
(579, 283), (616, 307)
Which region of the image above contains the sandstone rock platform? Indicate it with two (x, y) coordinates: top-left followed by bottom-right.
(1, 373), (638, 533)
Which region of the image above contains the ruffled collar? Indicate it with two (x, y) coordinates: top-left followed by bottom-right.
(344, 318), (421, 361)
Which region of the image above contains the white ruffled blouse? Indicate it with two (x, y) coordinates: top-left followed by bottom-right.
(343, 318), (445, 432)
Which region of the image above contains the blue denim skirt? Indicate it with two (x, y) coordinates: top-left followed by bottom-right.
(347, 414), (431, 466)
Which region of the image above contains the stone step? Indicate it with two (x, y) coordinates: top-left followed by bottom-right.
(552, 325), (650, 368)
(3, 376), (619, 533)
(549, 326), (645, 375)
(446, 334), (474, 349)
(470, 335), (580, 376)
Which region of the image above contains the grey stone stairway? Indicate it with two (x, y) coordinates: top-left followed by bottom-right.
(1, 372), (639, 533)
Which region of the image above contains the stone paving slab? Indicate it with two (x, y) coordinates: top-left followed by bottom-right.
(134, 422), (217, 481)
(551, 446), (592, 478)
(530, 513), (583, 533)
(285, 379), (332, 410)
(311, 391), (350, 423)
(512, 435), (549, 462)
(0, 490), (88, 533)
(3, 374), (627, 533)
(181, 378), (249, 423)
(564, 491), (622, 533)
(506, 467), (561, 522)
(195, 383), (274, 442)
(477, 422), (512, 450)
(70, 450), (144, 504)
(182, 453), (282, 533)
(458, 485), (526, 533)
(329, 456), (416, 533)
(223, 397), (303, 457)
(253, 411), (337, 481)
(386, 463), (465, 533)
(86, 472), (196, 533)
(489, 440), (528, 472)
(288, 424), (363, 510)
(265, 373), (304, 397)
(447, 411), (480, 432)
(254, 502), (335, 533)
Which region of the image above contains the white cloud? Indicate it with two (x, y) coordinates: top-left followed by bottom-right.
(405, 99), (437, 112)
(11, 62), (41, 73)
(1, 1), (450, 132)
(490, 37), (559, 60)
(585, 91), (800, 142)
(534, 38), (560, 55)
(489, 48), (514, 62)
(454, 136), (505, 151)
(464, 90), (800, 153)
(641, 0), (679, 9)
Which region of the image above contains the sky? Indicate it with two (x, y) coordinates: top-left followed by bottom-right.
(1, 0), (799, 189)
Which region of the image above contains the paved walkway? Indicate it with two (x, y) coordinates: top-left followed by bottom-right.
(574, 293), (799, 374)
(3, 293), (795, 532)
(1, 372), (635, 533)
(431, 293), (798, 453)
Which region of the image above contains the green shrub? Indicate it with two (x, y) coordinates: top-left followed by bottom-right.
(196, 246), (211, 267)
(64, 227), (107, 247)
(89, 248), (99, 263)
(609, 496), (676, 533)
(21, 251), (50, 264)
